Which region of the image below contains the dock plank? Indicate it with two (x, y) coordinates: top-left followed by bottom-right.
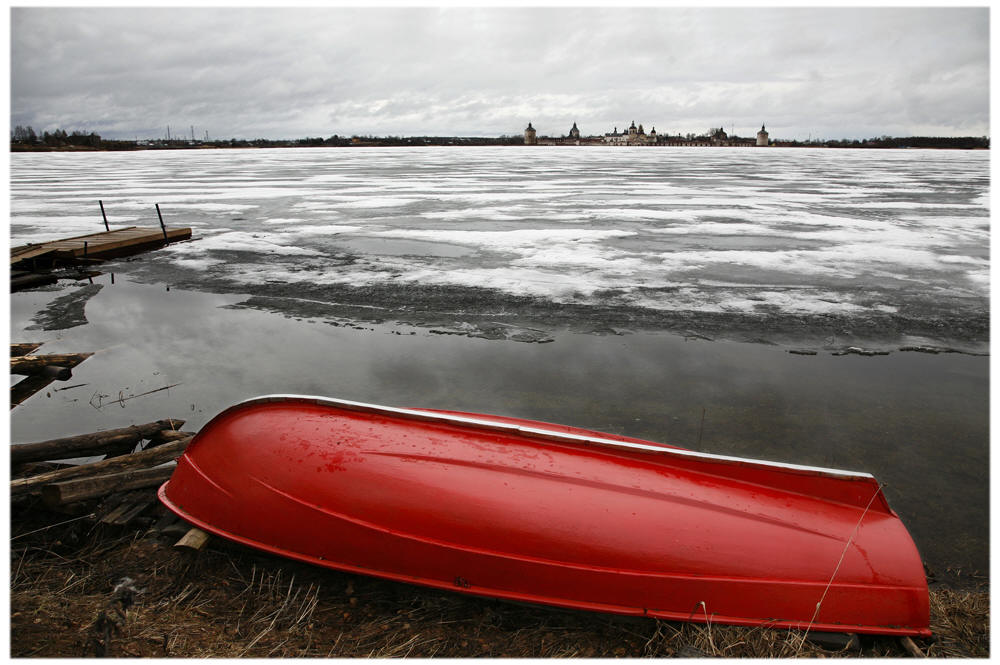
(11, 226), (192, 265)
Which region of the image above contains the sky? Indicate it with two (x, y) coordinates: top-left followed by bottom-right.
(9, 6), (991, 141)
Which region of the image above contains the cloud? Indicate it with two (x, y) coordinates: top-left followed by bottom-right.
(10, 7), (989, 140)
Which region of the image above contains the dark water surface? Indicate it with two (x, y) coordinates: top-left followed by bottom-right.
(10, 275), (988, 584)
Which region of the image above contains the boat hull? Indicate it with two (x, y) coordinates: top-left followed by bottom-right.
(158, 395), (930, 636)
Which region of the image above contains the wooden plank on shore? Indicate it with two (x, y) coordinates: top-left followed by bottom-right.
(11, 435), (192, 496)
(41, 464), (176, 506)
(98, 490), (157, 526)
(103, 499), (156, 526)
(175, 527), (211, 551)
(11, 419), (186, 464)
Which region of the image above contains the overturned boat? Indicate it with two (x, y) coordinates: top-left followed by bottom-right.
(158, 395), (930, 637)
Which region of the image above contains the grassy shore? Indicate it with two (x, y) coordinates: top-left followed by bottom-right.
(10, 506), (988, 658)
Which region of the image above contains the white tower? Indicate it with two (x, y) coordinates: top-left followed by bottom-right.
(524, 122), (538, 145)
(756, 123), (769, 147)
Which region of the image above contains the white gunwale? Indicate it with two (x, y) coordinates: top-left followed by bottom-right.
(230, 394), (875, 481)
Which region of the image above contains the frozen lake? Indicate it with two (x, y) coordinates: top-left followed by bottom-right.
(9, 146), (990, 584)
(10, 146), (990, 335)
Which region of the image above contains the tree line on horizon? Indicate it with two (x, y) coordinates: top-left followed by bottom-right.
(10, 125), (990, 151)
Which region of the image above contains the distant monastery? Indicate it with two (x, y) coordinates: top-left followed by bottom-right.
(524, 121), (770, 147)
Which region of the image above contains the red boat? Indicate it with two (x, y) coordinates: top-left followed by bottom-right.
(158, 394), (930, 637)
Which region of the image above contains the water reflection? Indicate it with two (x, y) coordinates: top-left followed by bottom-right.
(9, 274), (989, 584)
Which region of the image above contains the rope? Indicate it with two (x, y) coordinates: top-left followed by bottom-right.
(795, 483), (884, 654)
(12, 513), (95, 540)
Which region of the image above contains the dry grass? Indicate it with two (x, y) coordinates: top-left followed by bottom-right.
(9, 512), (989, 658)
(926, 587), (990, 657)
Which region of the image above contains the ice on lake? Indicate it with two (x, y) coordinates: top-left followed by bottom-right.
(10, 146), (989, 319)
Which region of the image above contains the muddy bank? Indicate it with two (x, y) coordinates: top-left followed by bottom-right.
(227, 284), (988, 351)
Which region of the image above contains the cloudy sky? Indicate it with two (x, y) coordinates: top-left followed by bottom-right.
(10, 6), (990, 141)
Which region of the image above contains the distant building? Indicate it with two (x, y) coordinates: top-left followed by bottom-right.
(605, 120), (655, 145)
(524, 119), (769, 148)
(524, 122), (537, 145)
(756, 123), (769, 146)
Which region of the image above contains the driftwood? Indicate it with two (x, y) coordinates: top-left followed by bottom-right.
(10, 353), (94, 375)
(11, 461), (75, 479)
(11, 419), (185, 465)
(37, 365), (73, 381)
(11, 352), (93, 409)
(148, 430), (193, 445)
(11, 435), (193, 496)
(41, 464), (176, 506)
(11, 375), (60, 409)
(10, 343), (43, 357)
(11, 271), (60, 291)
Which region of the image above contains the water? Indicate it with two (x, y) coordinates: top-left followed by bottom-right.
(9, 147), (989, 584)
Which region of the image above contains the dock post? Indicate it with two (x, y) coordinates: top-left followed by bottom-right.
(83, 241), (88, 258)
(99, 200), (110, 231)
(155, 203), (168, 240)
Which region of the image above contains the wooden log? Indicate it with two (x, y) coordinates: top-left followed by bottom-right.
(10, 353), (94, 375)
(10, 343), (43, 357)
(38, 365), (72, 381)
(10, 272), (58, 291)
(146, 429), (196, 446)
(175, 527), (210, 551)
(10, 353), (92, 408)
(11, 460), (75, 479)
(11, 435), (192, 496)
(98, 429), (194, 460)
(11, 374), (59, 409)
(41, 464), (175, 507)
(11, 419), (185, 464)
(107, 429), (194, 458)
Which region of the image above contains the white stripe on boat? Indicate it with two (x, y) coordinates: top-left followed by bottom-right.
(235, 394), (876, 481)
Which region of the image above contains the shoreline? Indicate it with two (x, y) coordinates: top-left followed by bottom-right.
(8, 501), (989, 657)
(10, 143), (990, 152)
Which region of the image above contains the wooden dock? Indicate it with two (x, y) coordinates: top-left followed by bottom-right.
(11, 225), (192, 268)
